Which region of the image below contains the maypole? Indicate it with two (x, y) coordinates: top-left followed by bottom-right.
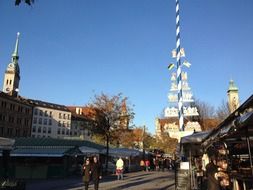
(175, 0), (184, 131)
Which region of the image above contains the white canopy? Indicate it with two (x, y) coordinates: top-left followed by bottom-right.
(101, 147), (141, 157)
(0, 137), (15, 150)
(79, 146), (100, 154)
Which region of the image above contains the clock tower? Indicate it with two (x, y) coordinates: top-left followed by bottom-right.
(2, 32), (21, 97)
(227, 79), (239, 113)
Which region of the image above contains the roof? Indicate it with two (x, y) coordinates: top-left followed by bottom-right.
(26, 99), (70, 111)
(202, 94), (253, 149)
(0, 92), (32, 107)
(11, 148), (70, 157)
(14, 137), (105, 150)
(157, 117), (189, 127)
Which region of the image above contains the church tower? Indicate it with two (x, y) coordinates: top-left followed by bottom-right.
(227, 79), (239, 113)
(2, 32), (21, 97)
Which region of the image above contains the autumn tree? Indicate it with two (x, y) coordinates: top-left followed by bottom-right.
(154, 133), (178, 154)
(87, 93), (134, 172)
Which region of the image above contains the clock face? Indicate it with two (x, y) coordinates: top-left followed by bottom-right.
(8, 63), (14, 69)
(5, 87), (10, 92)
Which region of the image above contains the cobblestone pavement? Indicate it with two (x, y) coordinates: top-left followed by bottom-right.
(26, 170), (175, 190)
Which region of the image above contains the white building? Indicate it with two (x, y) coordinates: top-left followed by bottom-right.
(28, 99), (71, 138)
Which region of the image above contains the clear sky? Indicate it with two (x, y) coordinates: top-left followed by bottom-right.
(0, 0), (252, 134)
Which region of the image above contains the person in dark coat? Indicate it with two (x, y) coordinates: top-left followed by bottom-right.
(82, 157), (91, 190)
(90, 156), (102, 190)
(206, 156), (220, 190)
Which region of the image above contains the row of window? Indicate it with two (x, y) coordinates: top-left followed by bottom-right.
(57, 120), (70, 128)
(32, 126), (51, 134)
(34, 109), (71, 120)
(0, 127), (28, 137)
(33, 117), (52, 125)
(0, 114), (30, 126)
(0, 101), (30, 114)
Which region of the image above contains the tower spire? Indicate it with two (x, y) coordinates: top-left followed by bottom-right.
(12, 32), (20, 61)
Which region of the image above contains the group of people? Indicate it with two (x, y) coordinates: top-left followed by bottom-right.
(82, 156), (102, 190)
(140, 158), (174, 172)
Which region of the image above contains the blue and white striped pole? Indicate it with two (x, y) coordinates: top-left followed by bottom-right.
(175, 0), (184, 131)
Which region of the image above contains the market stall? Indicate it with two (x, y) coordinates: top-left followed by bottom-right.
(202, 95), (253, 190)
(179, 131), (211, 190)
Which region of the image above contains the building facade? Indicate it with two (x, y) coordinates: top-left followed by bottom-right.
(28, 99), (71, 138)
(2, 33), (21, 97)
(227, 79), (239, 113)
(0, 92), (33, 138)
(67, 106), (92, 141)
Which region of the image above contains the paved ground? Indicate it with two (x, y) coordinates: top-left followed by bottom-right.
(26, 170), (176, 190)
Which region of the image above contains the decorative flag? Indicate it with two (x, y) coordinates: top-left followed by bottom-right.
(171, 49), (177, 58)
(168, 63), (175, 70)
(180, 48), (185, 57)
(183, 60), (191, 68)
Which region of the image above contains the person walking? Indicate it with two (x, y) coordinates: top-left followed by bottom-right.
(145, 159), (150, 172)
(82, 157), (91, 190)
(116, 157), (124, 180)
(90, 156), (102, 190)
(140, 159), (145, 171)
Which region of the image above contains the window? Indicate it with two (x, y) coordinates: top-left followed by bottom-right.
(0, 114), (6, 121)
(43, 127), (46, 133)
(38, 126), (41, 133)
(63, 114), (66, 119)
(68, 114), (70, 120)
(49, 111), (52, 117)
(32, 126), (36, 133)
(48, 128), (51, 134)
(48, 119), (52, 125)
(39, 118), (42, 124)
(17, 118), (22, 124)
(6, 79), (9, 85)
(44, 119), (47, 125)
(39, 110), (43, 116)
(10, 80), (12, 85)
(57, 129), (60, 134)
(58, 121), (61, 127)
(63, 121), (65, 127)
(24, 119), (29, 126)
(25, 108), (30, 114)
(62, 130), (65, 135)
(66, 130), (69, 135)
(34, 109), (38, 115)
(33, 117), (37, 124)
(44, 111), (48, 117)
(59, 113), (62, 119)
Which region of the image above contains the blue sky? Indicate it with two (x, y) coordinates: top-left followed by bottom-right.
(0, 0), (252, 134)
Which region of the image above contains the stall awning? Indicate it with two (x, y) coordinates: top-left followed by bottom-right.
(10, 148), (70, 157)
(79, 146), (100, 154)
(0, 137), (15, 150)
(101, 148), (141, 157)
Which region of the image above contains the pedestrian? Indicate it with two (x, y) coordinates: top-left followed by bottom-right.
(116, 157), (124, 180)
(145, 159), (150, 172)
(90, 156), (102, 190)
(140, 159), (145, 171)
(206, 155), (220, 190)
(82, 157), (91, 190)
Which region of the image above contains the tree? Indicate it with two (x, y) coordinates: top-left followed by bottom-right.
(87, 93), (134, 173)
(193, 99), (218, 130)
(216, 100), (230, 122)
(15, 0), (34, 6)
(154, 133), (178, 154)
